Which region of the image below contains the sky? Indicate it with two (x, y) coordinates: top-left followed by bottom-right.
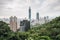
(0, 0), (60, 19)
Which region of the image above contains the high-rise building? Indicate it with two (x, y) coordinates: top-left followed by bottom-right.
(20, 20), (30, 32)
(36, 12), (39, 21)
(44, 16), (49, 23)
(10, 16), (17, 32)
(29, 7), (31, 21)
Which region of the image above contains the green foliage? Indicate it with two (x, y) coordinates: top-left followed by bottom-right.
(0, 21), (11, 40)
(28, 16), (60, 40)
(0, 16), (60, 40)
(56, 34), (60, 40)
(39, 36), (51, 40)
(0, 21), (21, 40)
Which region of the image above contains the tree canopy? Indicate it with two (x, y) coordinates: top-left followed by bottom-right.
(0, 16), (60, 40)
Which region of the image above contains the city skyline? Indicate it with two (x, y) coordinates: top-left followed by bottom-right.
(0, 0), (60, 19)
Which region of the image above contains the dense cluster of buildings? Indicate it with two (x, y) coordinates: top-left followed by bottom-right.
(0, 7), (51, 32)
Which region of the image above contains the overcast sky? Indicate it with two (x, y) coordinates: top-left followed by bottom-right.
(0, 0), (60, 19)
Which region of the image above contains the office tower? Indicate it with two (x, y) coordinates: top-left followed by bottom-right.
(10, 16), (17, 32)
(46, 16), (49, 20)
(44, 16), (49, 23)
(29, 7), (31, 21)
(44, 16), (46, 23)
(46, 16), (49, 22)
(36, 12), (39, 21)
(20, 20), (30, 32)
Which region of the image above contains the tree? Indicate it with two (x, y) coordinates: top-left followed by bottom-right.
(0, 21), (11, 40)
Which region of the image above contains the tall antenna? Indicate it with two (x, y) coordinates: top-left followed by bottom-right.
(27, 0), (31, 6)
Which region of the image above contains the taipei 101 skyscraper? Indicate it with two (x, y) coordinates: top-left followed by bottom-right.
(29, 7), (31, 21)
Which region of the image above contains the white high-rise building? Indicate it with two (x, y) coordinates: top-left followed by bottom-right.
(10, 16), (17, 32)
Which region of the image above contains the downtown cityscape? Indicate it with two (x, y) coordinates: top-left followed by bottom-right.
(0, 7), (52, 32)
(0, 0), (60, 40)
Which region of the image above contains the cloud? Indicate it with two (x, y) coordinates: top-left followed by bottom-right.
(0, 0), (60, 18)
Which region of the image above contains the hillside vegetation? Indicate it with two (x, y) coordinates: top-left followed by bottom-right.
(0, 16), (60, 40)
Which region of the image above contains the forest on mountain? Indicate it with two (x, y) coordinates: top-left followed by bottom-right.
(0, 16), (60, 40)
